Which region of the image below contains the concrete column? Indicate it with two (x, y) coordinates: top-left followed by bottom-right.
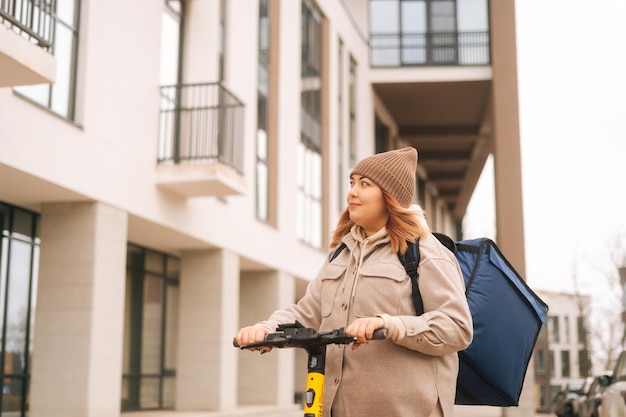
(238, 271), (296, 406)
(176, 249), (240, 411)
(490, 0), (534, 416)
(30, 202), (128, 417)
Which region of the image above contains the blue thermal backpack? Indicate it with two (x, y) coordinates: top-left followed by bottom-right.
(330, 232), (549, 406)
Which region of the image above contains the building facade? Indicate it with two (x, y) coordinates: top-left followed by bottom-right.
(0, 0), (527, 416)
(534, 290), (592, 413)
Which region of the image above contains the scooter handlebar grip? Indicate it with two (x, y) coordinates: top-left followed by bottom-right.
(371, 328), (388, 340)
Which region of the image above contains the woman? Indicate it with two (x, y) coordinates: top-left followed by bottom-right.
(236, 147), (473, 417)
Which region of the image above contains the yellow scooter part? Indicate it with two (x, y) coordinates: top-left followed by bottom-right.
(304, 372), (324, 417)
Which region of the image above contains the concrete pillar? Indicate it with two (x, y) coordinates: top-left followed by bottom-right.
(490, 0), (534, 415)
(238, 271), (296, 406)
(176, 249), (240, 411)
(30, 202), (128, 417)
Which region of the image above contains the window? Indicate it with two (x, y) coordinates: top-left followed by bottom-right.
(219, 0), (226, 81)
(369, 0), (489, 66)
(161, 1), (183, 86)
(577, 316), (586, 343)
(337, 38), (344, 212)
(548, 316), (560, 343)
(298, 0), (323, 248)
(550, 350), (555, 375)
(561, 350), (570, 378)
(564, 316), (570, 343)
(14, 0), (81, 119)
(256, 0), (271, 221)
(579, 349), (589, 377)
(121, 245), (179, 411)
(539, 384), (547, 408)
(536, 349), (546, 374)
(0, 203), (40, 417)
(348, 56), (357, 167)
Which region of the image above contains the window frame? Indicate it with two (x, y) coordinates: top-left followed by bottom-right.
(121, 244), (180, 411)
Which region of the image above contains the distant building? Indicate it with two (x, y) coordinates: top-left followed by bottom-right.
(534, 290), (592, 412)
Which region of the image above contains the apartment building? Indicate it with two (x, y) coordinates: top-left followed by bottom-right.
(0, 1), (527, 416)
(534, 290), (592, 413)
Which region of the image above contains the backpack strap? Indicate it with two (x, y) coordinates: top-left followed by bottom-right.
(329, 242), (347, 262)
(399, 239), (425, 315)
(398, 234), (456, 316)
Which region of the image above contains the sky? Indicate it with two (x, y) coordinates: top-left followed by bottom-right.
(464, 0), (626, 306)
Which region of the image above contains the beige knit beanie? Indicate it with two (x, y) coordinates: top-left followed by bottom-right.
(350, 147), (417, 208)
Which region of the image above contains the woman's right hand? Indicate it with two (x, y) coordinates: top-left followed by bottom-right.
(235, 325), (272, 352)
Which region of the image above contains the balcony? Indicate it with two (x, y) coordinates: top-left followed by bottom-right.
(370, 31), (490, 67)
(0, 0), (56, 87)
(156, 82), (246, 198)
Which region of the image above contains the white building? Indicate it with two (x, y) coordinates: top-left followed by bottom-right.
(0, 0), (528, 416)
(535, 290), (592, 406)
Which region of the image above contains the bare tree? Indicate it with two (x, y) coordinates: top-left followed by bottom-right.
(584, 229), (626, 372)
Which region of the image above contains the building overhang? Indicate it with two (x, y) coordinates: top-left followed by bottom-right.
(155, 162), (247, 198)
(372, 67), (493, 220)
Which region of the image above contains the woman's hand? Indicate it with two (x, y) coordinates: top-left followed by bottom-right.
(235, 325), (272, 353)
(345, 316), (385, 350)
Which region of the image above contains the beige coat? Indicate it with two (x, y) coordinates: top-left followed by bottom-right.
(259, 225), (473, 417)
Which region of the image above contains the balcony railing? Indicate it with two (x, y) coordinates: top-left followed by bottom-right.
(0, 0), (56, 49)
(370, 31), (490, 67)
(158, 82), (245, 174)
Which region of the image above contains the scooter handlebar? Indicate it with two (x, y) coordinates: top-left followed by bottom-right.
(233, 326), (388, 348)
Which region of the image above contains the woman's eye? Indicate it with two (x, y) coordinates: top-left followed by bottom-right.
(361, 181), (369, 187)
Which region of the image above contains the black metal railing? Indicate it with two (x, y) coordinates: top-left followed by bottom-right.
(158, 82), (245, 174)
(0, 0), (56, 49)
(370, 31), (490, 67)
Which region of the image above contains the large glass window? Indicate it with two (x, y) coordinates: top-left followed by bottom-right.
(0, 202), (40, 417)
(121, 245), (179, 411)
(14, 0), (81, 119)
(298, 0), (323, 248)
(369, 0), (489, 66)
(256, 0), (271, 222)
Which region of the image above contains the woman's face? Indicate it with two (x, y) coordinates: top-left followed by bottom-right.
(347, 175), (389, 236)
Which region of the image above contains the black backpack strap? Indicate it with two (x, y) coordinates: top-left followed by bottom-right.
(399, 239), (425, 315)
(330, 242), (347, 262)
(432, 232), (456, 253)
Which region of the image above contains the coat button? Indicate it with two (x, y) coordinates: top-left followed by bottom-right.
(335, 378), (340, 384)
(341, 303), (347, 310)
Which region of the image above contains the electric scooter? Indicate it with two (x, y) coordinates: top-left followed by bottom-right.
(234, 322), (386, 417)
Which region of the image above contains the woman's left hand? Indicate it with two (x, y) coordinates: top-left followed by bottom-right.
(345, 316), (385, 350)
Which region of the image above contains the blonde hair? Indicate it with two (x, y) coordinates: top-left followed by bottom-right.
(330, 190), (429, 254)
